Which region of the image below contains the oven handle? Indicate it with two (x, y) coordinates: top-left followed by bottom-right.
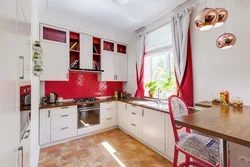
(78, 108), (100, 112)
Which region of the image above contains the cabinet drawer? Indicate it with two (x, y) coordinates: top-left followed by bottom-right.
(127, 104), (142, 114)
(51, 126), (77, 142)
(129, 111), (142, 125)
(128, 121), (142, 140)
(102, 116), (117, 129)
(101, 102), (117, 109)
(51, 113), (77, 129)
(51, 106), (77, 116)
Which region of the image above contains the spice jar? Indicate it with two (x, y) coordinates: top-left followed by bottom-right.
(212, 93), (220, 104)
(232, 97), (243, 107)
(220, 90), (230, 106)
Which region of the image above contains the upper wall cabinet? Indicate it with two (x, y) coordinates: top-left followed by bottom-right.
(80, 33), (93, 69)
(40, 24), (69, 45)
(40, 24), (69, 81)
(98, 40), (128, 82)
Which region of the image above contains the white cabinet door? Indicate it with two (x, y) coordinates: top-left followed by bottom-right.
(40, 109), (51, 145)
(40, 41), (69, 81)
(98, 52), (115, 81)
(115, 53), (127, 81)
(143, 109), (165, 153)
(20, 124), (31, 167)
(18, 0), (31, 81)
(80, 33), (93, 69)
(118, 102), (128, 131)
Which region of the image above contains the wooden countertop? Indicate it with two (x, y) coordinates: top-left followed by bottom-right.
(20, 105), (31, 112)
(175, 103), (250, 148)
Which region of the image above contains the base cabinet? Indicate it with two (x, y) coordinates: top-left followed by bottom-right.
(40, 109), (51, 145)
(118, 102), (129, 131)
(143, 108), (165, 153)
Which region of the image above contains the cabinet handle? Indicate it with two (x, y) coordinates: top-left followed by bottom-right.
(61, 106), (69, 109)
(18, 146), (23, 167)
(107, 118), (112, 120)
(66, 73), (68, 79)
(132, 105), (136, 107)
(142, 109), (144, 116)
(131, 112), (136, 115)
(106, 108), (112, 111)
(116, 75), (118, 80)
(61, 115), (69, 117)
(48, 110), (50, 118)
(61, 127), (69, 130)
(19, 56), (24, 79)
(125, 104), (127, 110)
(114, 75), (115, 80)
(131, 123), (136, 127)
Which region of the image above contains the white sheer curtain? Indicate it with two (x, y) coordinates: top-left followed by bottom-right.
(171, 8), (191, 85)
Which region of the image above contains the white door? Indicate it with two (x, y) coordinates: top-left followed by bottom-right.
(80, 33), (93, 69)
(99, 52), (115, 81)
(0, 0), (20, 166)
(115, 54), (128, 81)
(40, 109), (51, 145)
(143, 109), (165, 153)
(40, 42), (69, 81)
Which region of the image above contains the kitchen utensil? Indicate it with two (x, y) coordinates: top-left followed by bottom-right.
(49, 92), (58, 104)
(57, 97), (63, 103)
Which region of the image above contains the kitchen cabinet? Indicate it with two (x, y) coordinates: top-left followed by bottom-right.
(98, 51), (116, 81)
(39, 106), (77, 145)
(98, 40), (128, 81)
(118, 102), (129, 131)
(40, 109), (51, 145)
(20, 124), (31, 167)
(18, 0), (31, 81)
(100, 102), (118, 129)
(40, 41), (69, 81)
(143, 108), (165, 153)
(50, 106), (77, 142)
(80, 33), (93, 69)
(127, 104), (143, 140)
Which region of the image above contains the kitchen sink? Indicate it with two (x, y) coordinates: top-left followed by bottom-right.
(132, 100), (169, 110)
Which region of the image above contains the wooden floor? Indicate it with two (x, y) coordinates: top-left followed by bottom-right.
(39, 128), (173, 167)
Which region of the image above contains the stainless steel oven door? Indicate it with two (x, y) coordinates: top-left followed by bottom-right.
(78, 105), (100, 129)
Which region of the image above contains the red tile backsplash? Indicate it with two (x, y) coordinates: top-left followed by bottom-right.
(45, 71), (123, 99)
(20, 85), (31, 96)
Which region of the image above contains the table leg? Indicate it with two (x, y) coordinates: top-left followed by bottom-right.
(219, 139), (228, 167)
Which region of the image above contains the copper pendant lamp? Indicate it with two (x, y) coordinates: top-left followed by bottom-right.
(216, 33), (236, 49)
(214, 8), (228, 28)
(195, 7), (219, 31)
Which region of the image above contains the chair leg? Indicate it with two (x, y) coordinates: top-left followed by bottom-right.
(185, 155), (190, 163)
(173, 146), (179, 167)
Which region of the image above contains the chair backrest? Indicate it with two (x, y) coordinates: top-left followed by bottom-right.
(168, 95), (191, 143)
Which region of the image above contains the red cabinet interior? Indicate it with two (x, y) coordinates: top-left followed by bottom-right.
(103, 41), (114, 52)
(117, 44), (126, 54)
(43, 27), (67, 43)
(69, 32), (80, 68)
(93, 37), (101, 70)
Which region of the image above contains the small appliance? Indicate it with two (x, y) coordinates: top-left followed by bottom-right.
(49, 92), (58, 104)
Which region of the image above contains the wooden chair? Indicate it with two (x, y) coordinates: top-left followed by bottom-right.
(168, 95), (221, 167)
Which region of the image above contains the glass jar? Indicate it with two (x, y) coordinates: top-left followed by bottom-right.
(220, 90), (230, 106)
(212, 93), (220, 104)
(232, 97), (243, 107)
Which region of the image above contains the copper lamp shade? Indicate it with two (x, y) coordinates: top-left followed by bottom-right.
(214, 8), (228, 28)
(216, 33), (237, 49)
(195, 8), (219, 31)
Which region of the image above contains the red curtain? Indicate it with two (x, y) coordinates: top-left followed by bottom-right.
(176, 30), (194, 106)
(135, 47), (146, 98)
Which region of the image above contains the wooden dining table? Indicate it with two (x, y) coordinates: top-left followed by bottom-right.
(175, 101), (250, 167)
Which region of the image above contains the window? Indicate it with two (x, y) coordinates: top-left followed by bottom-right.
(144, 23), (176, 98)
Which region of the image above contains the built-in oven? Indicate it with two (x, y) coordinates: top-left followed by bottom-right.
(77, 103), (100, 129)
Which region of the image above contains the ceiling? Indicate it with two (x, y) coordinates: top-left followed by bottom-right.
(47, 0), (187, 34)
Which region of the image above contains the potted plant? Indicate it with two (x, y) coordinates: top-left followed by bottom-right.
(145, 81), (157, 98)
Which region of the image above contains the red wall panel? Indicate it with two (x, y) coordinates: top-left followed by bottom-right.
(45, 71), (123, 99)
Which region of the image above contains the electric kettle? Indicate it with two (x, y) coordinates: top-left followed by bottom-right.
(49, 92), (58, 104)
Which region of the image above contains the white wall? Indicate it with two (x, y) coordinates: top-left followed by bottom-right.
(191, 1), (250, 167)
(124, 38), (137, 96)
